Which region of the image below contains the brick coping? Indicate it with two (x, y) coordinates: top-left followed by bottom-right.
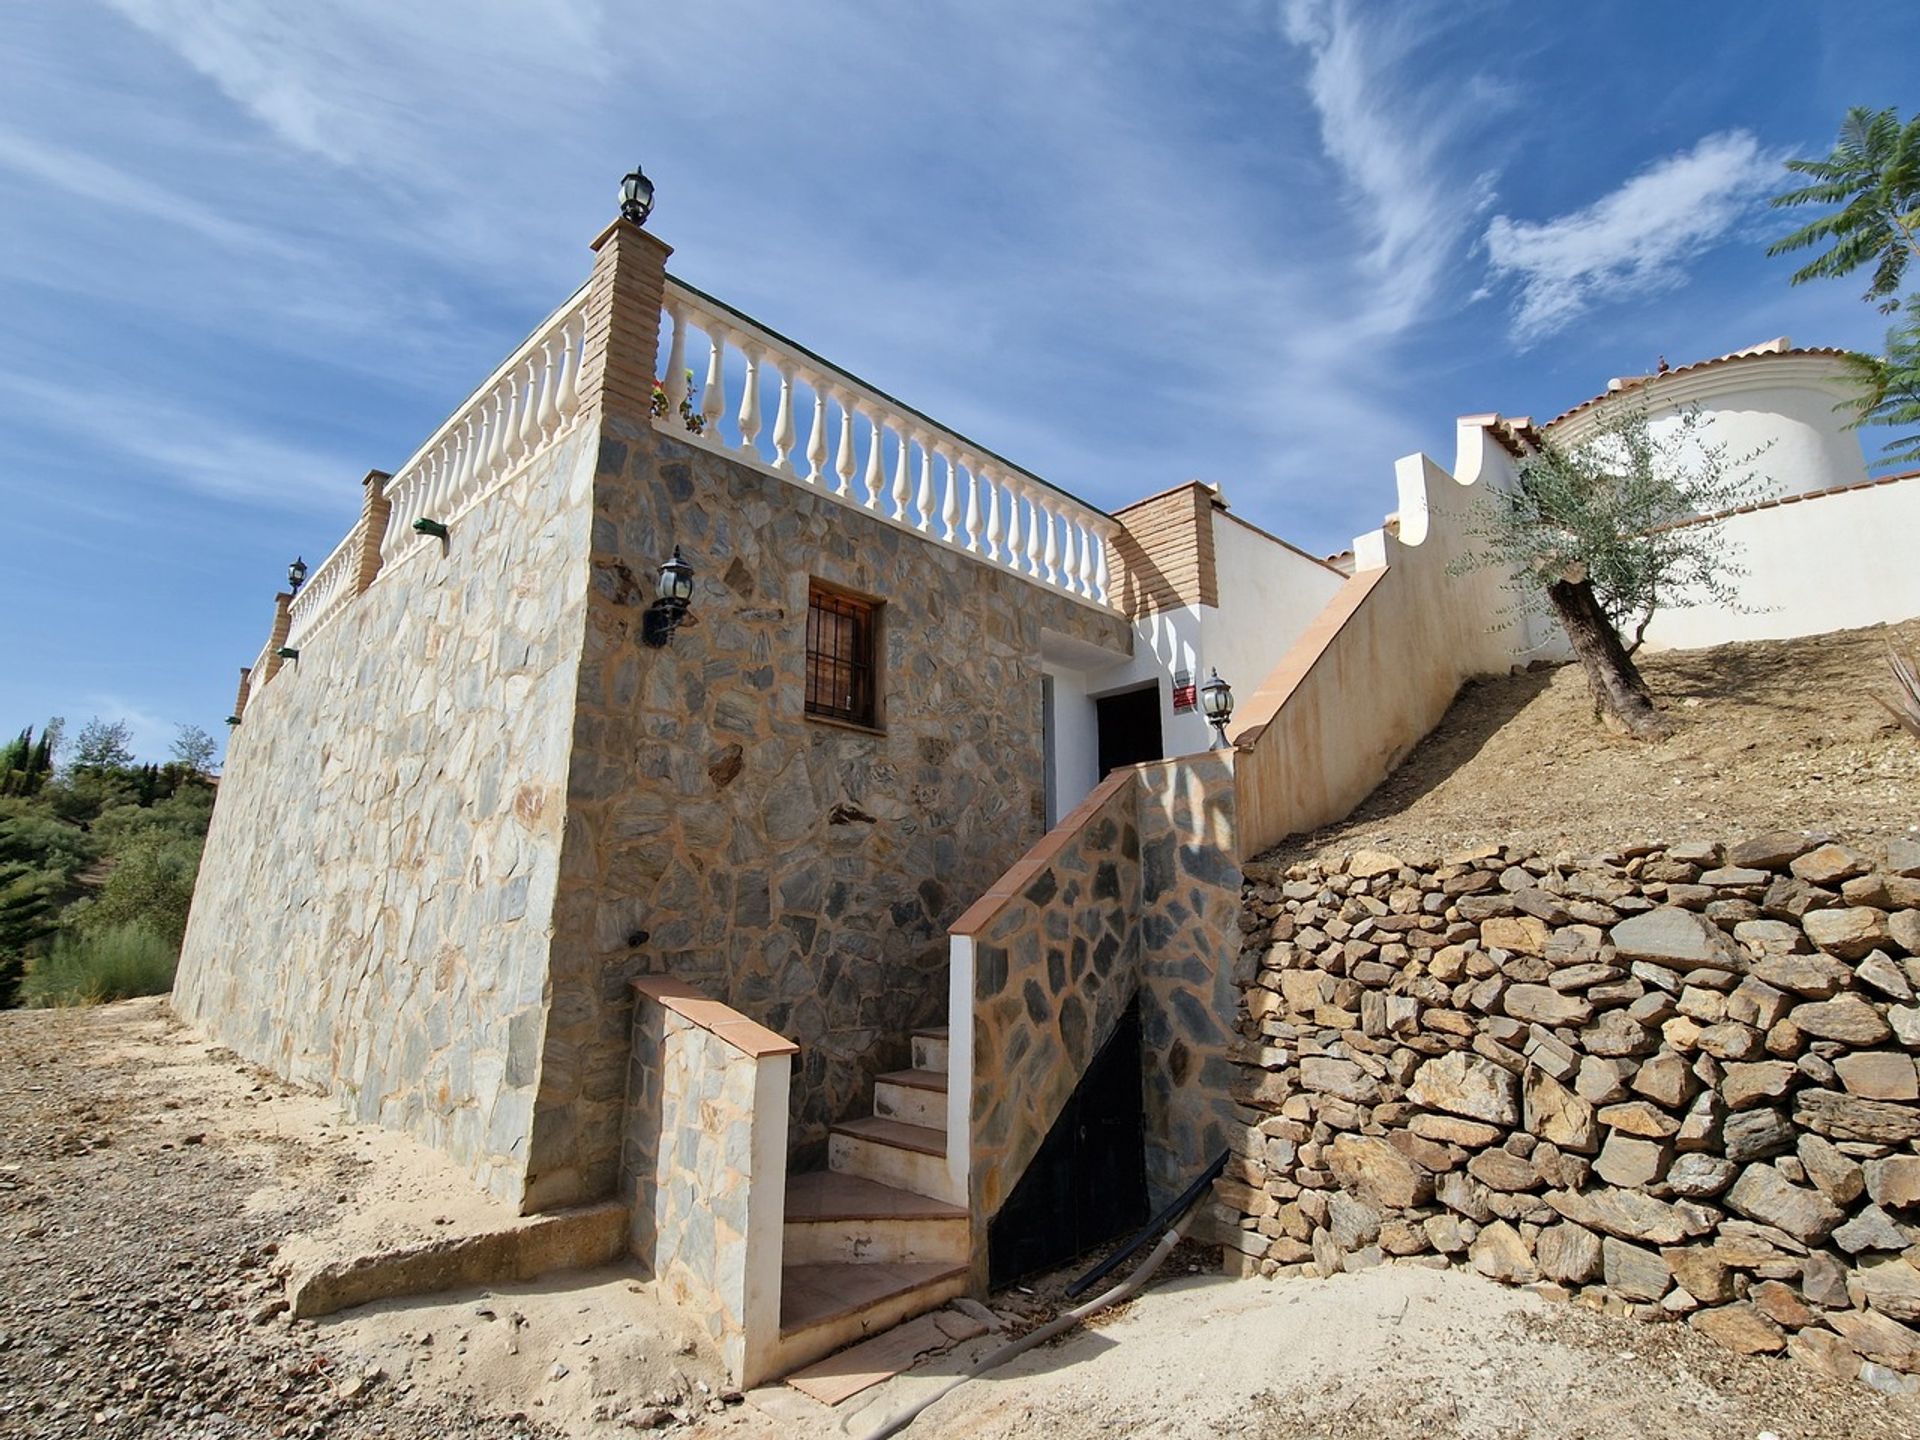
(631, 977), (799, 1059)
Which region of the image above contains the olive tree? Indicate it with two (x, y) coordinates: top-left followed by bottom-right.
(1455, 404), (1771, 738)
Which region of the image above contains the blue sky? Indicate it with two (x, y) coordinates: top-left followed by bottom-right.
(2, 2), (1915, 762)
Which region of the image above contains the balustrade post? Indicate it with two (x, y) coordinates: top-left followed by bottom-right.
(805, 387), (829, 485)
(581, 213), (673, 428)
(892, 427), (916, 521)
(770, 364), (796, 472)
(833, 393), (857, 498)
(864, 413), (886, 509)
(232, 666), (252, 722)
(662, 303), (688, 417)
(962, 459), (981, 553)
(260, 592), (294, 683)
(938, 447), (959, 543)
(1004, 478), (1025, 569)
(702, 327), (729, 440)
(355, 469), (392, 595)
(984, 471), (1004, 563)
(737, 344), (763, 458)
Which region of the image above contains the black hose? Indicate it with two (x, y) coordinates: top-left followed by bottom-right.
(1064, 1147), (1229, 1299)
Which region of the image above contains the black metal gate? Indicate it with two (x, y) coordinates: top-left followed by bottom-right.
(987, 996), (1149, 1287)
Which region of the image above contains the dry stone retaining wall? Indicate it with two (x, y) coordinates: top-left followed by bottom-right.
(1216, 831), (1920, 1394)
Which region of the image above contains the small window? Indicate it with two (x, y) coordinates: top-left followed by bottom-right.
(806, 583), (880, 728)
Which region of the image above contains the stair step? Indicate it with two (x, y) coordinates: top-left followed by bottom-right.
(873, 1069), (947, 1128)
(779, 1261), (969, 1338)
(785, 1172), (964, 1222)
(829, 1118), (951, 1199)
(910, 1027), (950, 1074)
(832, 1116), (944, 1155)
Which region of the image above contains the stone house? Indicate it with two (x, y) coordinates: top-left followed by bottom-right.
(175, 212), (1342, 1381)
(176, 201), (1920, 1384)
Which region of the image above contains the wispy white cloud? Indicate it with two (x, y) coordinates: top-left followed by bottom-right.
(1, 372), (359, 513)
(1279, 0), (1498, 336)
(1484, 130), (1784, 345)
(0, 125), (290, 255)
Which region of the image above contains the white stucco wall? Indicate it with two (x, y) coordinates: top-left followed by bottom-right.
(1641, 475), (1920, 650)
(1201, 513), (1348, 713)
(1036, 505), (1347, 826)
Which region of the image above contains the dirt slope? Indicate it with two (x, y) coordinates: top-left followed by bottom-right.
(1272, 618), (1920, 866)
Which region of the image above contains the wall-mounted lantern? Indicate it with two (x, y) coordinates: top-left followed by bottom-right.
(620, 164), (656, 227)
(225, 715), (241, 728)
(276, 646), (301, 662)
(642, 546), (695, 648)
(287, 556), (308, 594)
(412, 518), (449, 541)
(1201, 668), (1234, 750)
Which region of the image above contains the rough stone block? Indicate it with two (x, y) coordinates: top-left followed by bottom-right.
(1725, 1164), (1845, 1244)
(1692, 1303), (1786, 1355)
(1602, 1237), (1671, 1301)
(1408, 1052), (1519, 1127)
(1609, 908), (1740, 972)
(1789, 995), (1893, 1045)
(1536, 1222), (1603, 1284)
(1594, 1131), (1672, 1189)
(1327, 1133), (1434, 1210)
(1833, 1051), (1919, 1102)
(1469, 1220), (1539, 1284)
(1801, 907), (1893, 961)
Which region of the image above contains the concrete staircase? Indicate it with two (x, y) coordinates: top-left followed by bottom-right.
(771, 1026), (968, 1376)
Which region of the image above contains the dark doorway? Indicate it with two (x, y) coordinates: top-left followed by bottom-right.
(1096, 683), (1164, 778)
(987, 997), (1148, 1287)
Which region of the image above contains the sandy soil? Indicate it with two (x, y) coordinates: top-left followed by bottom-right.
(721, 1265), (1914, 1440)
(1274, 618), (1920, 867)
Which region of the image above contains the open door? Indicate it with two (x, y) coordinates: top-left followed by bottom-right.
(1095, 682), (1164, 778)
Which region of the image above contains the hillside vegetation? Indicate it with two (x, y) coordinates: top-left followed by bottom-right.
(1275, 618), (1920, 866)
(0, 719), (215, 1007)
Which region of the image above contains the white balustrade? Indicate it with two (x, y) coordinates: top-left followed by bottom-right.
(378, 285), (592, 565)
(654, 277), (1119, 610)
(284, 520), (363, 651)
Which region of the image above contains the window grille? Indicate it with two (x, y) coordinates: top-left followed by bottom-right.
(806, 584), (879, 727)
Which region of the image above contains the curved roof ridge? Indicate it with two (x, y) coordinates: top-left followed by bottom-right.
(1542, 340), (1858, 431)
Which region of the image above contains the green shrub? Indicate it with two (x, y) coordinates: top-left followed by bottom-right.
(70, 834), (203, 948)
(21, 923), (177, 1007)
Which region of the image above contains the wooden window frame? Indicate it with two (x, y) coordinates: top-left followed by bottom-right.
(805, 581), (882, 730)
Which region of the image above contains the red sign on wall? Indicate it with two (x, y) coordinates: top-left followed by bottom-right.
(1172, 670), (1197, 712)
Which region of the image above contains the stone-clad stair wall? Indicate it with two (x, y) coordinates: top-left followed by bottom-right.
(1214, 832), (1920, 1395)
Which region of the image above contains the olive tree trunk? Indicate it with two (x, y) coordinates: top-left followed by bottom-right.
(1546, 577), (1665, 738)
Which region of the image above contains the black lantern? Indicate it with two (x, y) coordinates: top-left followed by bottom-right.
(287, 556), (308, 594)
(1200, 668), (1234, 750)
(619, 165), (656, 227)
(643, 546), (694, 647)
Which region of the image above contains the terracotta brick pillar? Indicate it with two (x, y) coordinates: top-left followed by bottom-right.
(577, 218), (673, 429)
(355, 468), (392, 595)
(260, 592), (293, 682)
(231, 666), (252, 721)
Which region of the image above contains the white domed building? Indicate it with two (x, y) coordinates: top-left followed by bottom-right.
(1530, 336), (1919, 648)
(1543, 337), (1869, 501)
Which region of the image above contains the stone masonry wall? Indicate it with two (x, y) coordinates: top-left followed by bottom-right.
(1216, 832), (1920, 1394)
(534, 410), (1133, 1204)
(960, 770), (1143, 1224)
(955, 748), (1245, 1250)
(1136, 752), (1244, 1206)
(174, 432), (598, 1208)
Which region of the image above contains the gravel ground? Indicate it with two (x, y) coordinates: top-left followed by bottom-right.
(0, 1000), (562, 1440)
(1276, 618), (1920, 868)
